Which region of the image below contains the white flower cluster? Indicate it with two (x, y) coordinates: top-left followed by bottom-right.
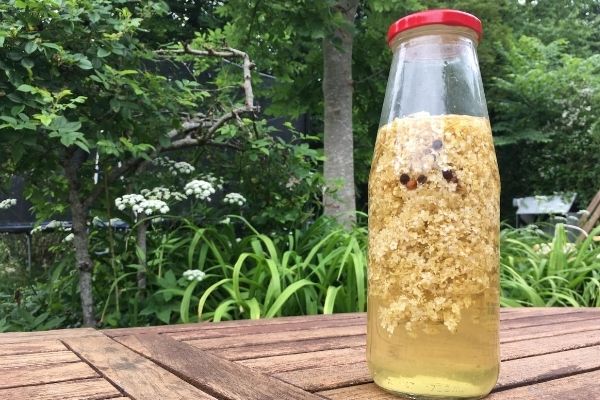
(0, 198), (16, 210)
(115, 194), (145, 211)
(152, 157), (195, 176)
(184, 180), (215, 200)
(183, 269), (206, 282)
(133, 199), (170, 215)
(140, 187), (187, 202)
(31, 220), (71, 234)
(63, 233), (74, 242)
(199, 173), (224, 191)
(115, 194), (169, 215)
(223, 192), (246, 206)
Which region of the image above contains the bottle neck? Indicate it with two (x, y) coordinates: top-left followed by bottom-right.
(380, 26), (487, 126)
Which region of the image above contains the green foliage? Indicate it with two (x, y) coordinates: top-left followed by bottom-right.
(491, 36), (600, 209)
(500, 224), (600, 307)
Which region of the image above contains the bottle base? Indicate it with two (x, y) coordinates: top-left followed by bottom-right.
(373, 374), (493, 400)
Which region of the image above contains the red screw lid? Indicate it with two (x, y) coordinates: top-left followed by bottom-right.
(387, 9), (483, 46)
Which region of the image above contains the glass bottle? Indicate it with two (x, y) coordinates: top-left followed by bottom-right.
(367, 9), (500, 399)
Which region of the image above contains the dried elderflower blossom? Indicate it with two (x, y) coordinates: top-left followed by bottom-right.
(369, 114), (500, 335)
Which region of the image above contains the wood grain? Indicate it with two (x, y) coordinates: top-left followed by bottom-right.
(501, 329), (600, 360)
(212, 334), (366, 360)
(490, 369), (600, 399)
(501, 310), (600, 330)
(274, 361), (371, 391)
(0, 378), (123, 400)
(0, 351), (80, 369)
(0, 362), (98, 389)
(168, 315), (365, 341)
(238, 346), (365, 374)
(104, 312), (364, 337)
(186, 324), (366, 350)
(63, 335), (216, 400)
(116, 333), (322, 400)
(319, 383), (396, 400)
(497, 344), (600, 390)
(0, 328), (101, 344)
(500, 317), (600, 342)
(0, 340), (67, 356)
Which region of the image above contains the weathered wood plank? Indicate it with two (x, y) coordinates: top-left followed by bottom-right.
(318, 383), (394, 400)
(501, 317), (600, 342)
(501, 329), (600, 360)
(275, 343), (600, 393)
(489, 369), (600, 399)
(0, 340), (67, 356)
(501, 310), (600, 330)
(0, 328), (101, 344)
(274, 362), (371, 391)
(497, 344), (600, 390)
(0, 351), (80, 369)
(116, 333), (322, 400)
(213, 335), (366, 361)
(168, 316), (365, 341)
(238, 347), (365, 374)
(0, 362), (98, 389)
(498, 307), (589, 320)
(104, 312), (364, 337)
(186, 324), (366, 350)
(64, 335), (216, 400)
(0, 378), (123, 400)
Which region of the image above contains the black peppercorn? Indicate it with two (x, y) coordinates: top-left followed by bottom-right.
(417, 175), (427, 185)
(400, 174), (410, 185)
(432, 139), (443, 150)
(442, 170), (454, 181)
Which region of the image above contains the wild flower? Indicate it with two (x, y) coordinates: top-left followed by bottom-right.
(223, 193), (246, 206)
(63, 233), (74, 242)
(0, 198), (17, 210)
(152, 157), (195, 176)
(140, 187), (187, 201)
(184, 180), (215, 200)
(182, 269), (206, 282)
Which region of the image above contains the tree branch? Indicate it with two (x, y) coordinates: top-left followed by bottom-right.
(84, 46), (259, 208)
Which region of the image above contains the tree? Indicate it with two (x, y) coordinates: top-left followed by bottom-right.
(0, 0), (257, 325)
(322, 0), (359, 227)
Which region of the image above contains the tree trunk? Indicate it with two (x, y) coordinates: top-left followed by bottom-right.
(323, 0), (359, 228)
(136, 220), (147, 292)
(64, 149), (96, 326)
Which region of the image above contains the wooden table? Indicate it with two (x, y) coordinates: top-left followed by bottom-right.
(1, 308), (600, 399)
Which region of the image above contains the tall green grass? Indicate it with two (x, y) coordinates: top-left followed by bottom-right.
(150, 216), (367, 322)
(500, 224), (600, 307)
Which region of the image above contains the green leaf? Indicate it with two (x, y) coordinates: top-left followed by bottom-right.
(16, 84), (34, 93)
(25, 41), (37, 54)
(110, 98), (121, 112)
(97, 47), (110, 58)
(21, 58), (34, 69)
(41, 42), (61, 51)
(77, 58), (93, 70)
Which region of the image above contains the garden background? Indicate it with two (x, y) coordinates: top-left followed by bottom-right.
(0, 0), (599, 331)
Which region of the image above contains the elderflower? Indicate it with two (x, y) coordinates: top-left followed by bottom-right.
(198, 173), (224, 190)
(140, 187), (187, 202)
(182, 269), (206, 282)
(184, 180), (215, 200)
(115, 194), (145, 211)
(63, 233), (74, 242)
(132, 199), (169, 216)
(0, 198), (17, 210)
(223, 193), (246, 207)
(152, 156), (195, 176)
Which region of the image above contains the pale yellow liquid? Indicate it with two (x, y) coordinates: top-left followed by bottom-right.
(367, 293), (499, 399)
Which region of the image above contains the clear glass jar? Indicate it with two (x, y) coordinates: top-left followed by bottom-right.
(367, 10), (500, 399)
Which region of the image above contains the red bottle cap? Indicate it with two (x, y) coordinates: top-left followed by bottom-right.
(387, 9), (483, 45)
